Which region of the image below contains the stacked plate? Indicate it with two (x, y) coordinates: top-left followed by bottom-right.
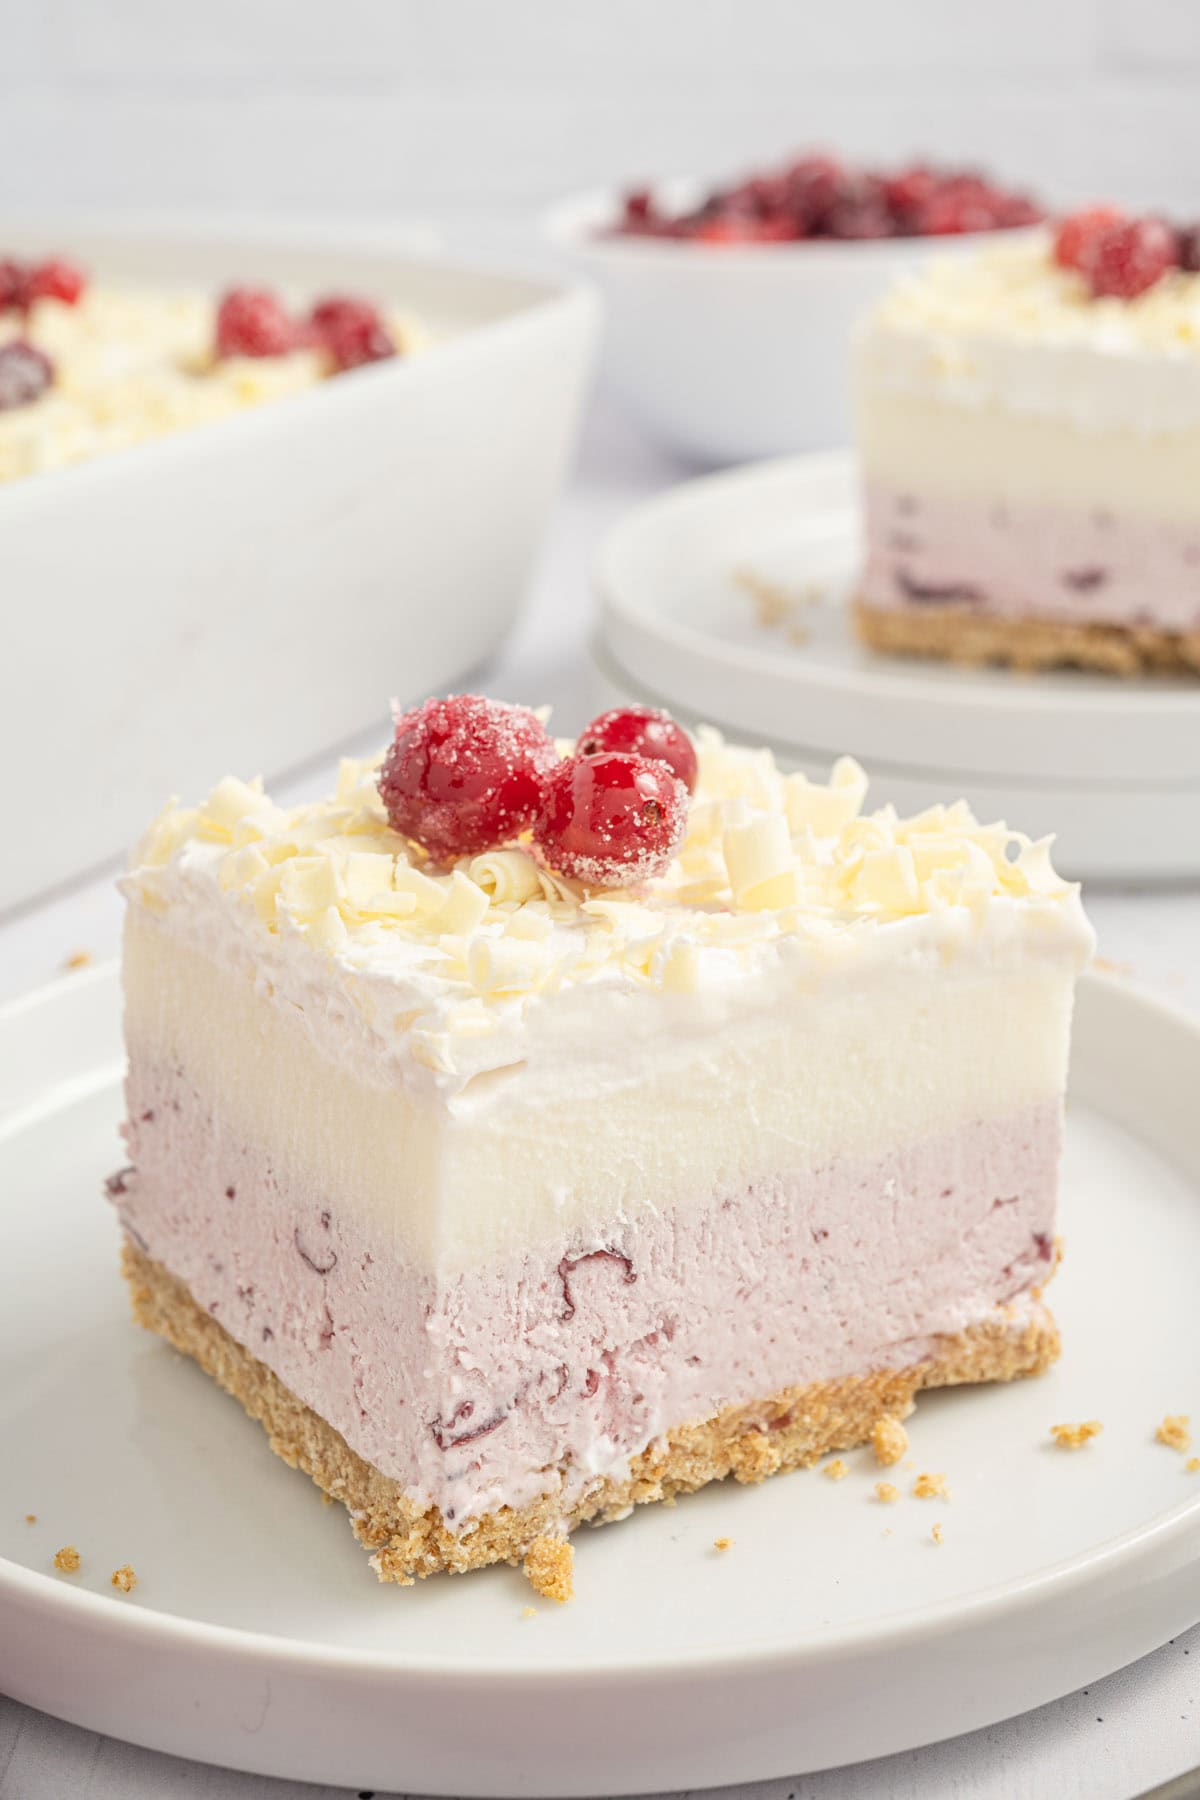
(594, 452), (1200, 881)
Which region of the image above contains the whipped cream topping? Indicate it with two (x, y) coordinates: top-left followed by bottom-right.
(860, 231), (1200, 434)
(124, 730), (1094, 1101)
(0, 285), (424, 483)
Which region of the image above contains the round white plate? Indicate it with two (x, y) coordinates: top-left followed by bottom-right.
(594, 452), (1200, 879)
(3, 964), (1200, 1795)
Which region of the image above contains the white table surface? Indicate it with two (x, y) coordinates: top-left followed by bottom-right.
(1, 399), (1198, 1800)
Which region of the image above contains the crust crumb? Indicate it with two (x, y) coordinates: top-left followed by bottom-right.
(523, 1535), (574, 1604)
(931, 1522), (945, 1545)
(521, 1604), (537, 1619)
(712, 1536), (734, 1552)
(871, 1415), (908, 1467)
(823, 1458), (849, 1482)
(913, 1471), (949, 1500)
(1050, 1419), (1103, 1449)
(1157, 1414), (1192, 1452)
(874, 1481), (900, 1504)
(110, 1564), (137, 1593)
(1186, 1458), (1200, 1474)
(730, 1430), (782, 1484)
(63, 949), (92, 971)
(53, 1545), (81, 1573)
(367, 1547), (415, 1587)
(24, 1514), (36, 1524)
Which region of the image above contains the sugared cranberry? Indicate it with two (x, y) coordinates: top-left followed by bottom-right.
(1177, 224), (1200, 274)
(782, 154), (846, 233)
(1052, 206), (1126, 273)
(534, 752), (687, 888)
(622, 188), (655, 226)
(917, 186), (1002, 236)
(577, 707), (698, 793)
(215, 287), (296, 359)
(309, 296), (395, 371)
(378, 695), (557, 862)
(0, 340), (54, 411)
(1088, 217), (1178, 299)
(883, 164), (938, 220)
(0, 260), (27, 312)
(25, 258), (87, 306)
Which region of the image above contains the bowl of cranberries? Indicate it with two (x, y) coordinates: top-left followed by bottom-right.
(544, 152), (1043, 463)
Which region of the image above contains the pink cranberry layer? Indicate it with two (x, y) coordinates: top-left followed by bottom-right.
(614, 154), (1043, 244)
(113, 1057), (1060, 1526)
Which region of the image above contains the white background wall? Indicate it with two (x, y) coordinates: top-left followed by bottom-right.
(3, 0), (1200, 227)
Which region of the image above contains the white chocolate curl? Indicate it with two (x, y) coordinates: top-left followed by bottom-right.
(468, 849), (543, 904)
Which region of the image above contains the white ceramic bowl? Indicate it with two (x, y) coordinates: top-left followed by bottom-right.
(1, 226), (601, 913)
(544, 183), (1031, 464)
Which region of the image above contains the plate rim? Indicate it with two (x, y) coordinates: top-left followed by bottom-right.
(3, 961), (1200, 1686)
(593, 450), (1200, 782)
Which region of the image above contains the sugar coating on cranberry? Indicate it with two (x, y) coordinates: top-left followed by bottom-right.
(534, 752), (687, 888)
(215, 287), (296, 359)
(577, 706), (698, 793)
(309, 296), (396, 371)
(1087, 217), (1178, 299)
(378, 695), (557, 862)
(0, 340), (54, 412)
(1052, 206), (1126, 273)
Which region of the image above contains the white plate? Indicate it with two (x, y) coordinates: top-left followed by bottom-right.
(3, 964), (1200, 1795)
(595, 452), (1200, 879)
(1, 222), (600, 914)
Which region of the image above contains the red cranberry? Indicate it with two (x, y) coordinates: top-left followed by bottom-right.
(577, 707), (698, 793)
(622, 188), (655, 226)
(215, 287), (296, 359)
(309, 296), (396, 371)
(1177, 225), (1200, 274)
(883, 164), (938, 220)
(782, 154), (846, 233)
(1088, 218), (1178, 299)
(0, 340), (54, 411)
(0, 260), (28, 312)
(534, 752), (687, 888)
(25, 258), (87, 305)
(1052, 206), (1126, 272)
(378, 695), (557, 861)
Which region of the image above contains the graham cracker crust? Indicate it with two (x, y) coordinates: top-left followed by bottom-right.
(122, 1239), (1059, 1586)
(855, 599), (1200, 676)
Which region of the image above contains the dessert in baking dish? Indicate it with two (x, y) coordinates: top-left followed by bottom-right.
(855, 210), (1200, 674)
(110, 698), (1091, 1587)
(0, 253), (420, 483)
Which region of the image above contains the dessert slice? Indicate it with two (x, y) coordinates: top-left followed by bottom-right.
(854, 212), (1200, 675)
(111, 698), (1093, 1589)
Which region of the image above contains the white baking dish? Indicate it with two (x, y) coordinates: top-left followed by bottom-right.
(1, 226), (600, 912)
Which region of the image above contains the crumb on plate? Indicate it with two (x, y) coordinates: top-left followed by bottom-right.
(932, 1522), (945, 1545)
(53, 1545), (81, 1573)
(110, 1564), (137, 1593)
(713, 1536), (734, 1552)
(521, 1604), (537, 1619)
(63, 949), (92, 971)
(1157, 1414), (1192, 1452)
(871, 1416), (908, 1467)
(1050, 1419), (1103, 1449)
(823, 1458), (849, 1482)
(874, 1481), (900, 1505)
(24, 1514), (36, 1524)
(913, 1471), (949, 1500)
(1187, 1458), (1200, 1474)
(523, 1535), (574, 1604)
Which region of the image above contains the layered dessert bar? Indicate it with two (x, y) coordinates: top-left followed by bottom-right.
(111, 697), (1092, 1592)
(0, 253), (418, 482)
(855, 209), (1200, 674)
